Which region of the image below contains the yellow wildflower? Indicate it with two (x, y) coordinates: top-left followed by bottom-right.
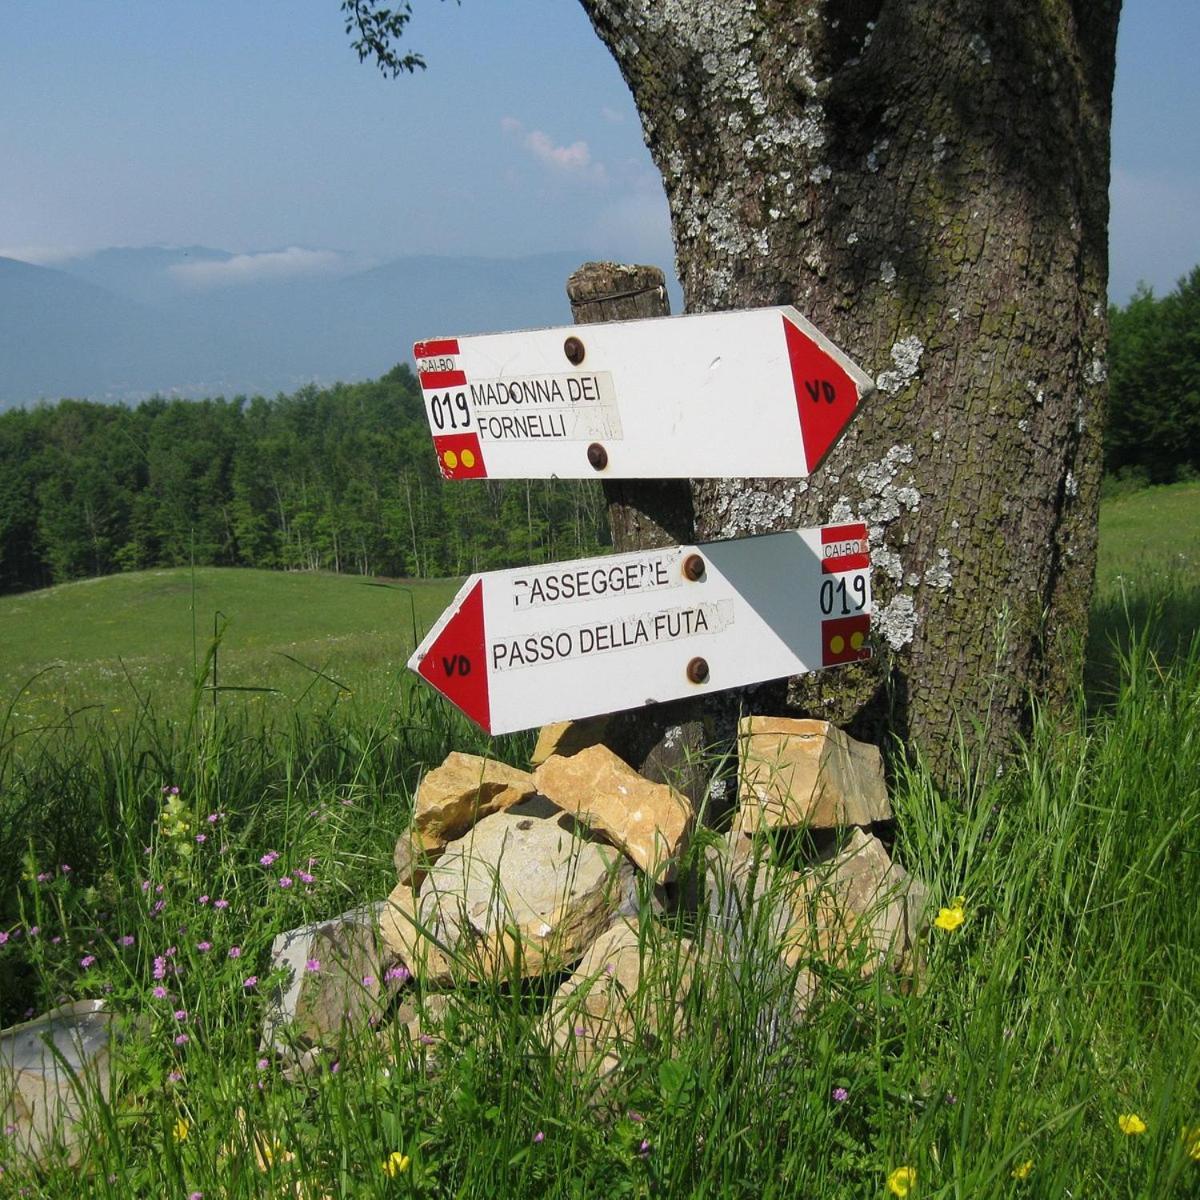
(887, 1165), (917, 1196)
(172, 1117), (189, 1143)
(1118, 1112), (1147, 1136)
(933, 897), (966, 932)
(1011, 1159), (1034, 1180)
(382, 1151), (411, 1177)
(1181, 1124), (1200, 1160)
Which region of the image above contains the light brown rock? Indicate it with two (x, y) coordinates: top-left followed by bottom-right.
(379, 882), (456, 987)
(530, 715), (611, 767)
(416, 808), (637, 980)
(736, 717), (891, 831)
(403, 752), (537, 860)
(543, 920), (696, 1079)
(263, 906), (385, 1052)
(0, 1000), (115, 1165)
(534, 745), (693, 881)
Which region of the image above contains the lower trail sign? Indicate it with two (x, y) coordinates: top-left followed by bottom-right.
(409, 523), (872, 735)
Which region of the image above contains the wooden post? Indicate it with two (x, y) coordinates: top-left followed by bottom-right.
(564, 262), (712, 810)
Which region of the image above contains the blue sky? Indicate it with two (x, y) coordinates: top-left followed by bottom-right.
(1, 0), (1196, 303)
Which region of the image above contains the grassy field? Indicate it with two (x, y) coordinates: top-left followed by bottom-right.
(0, 568), (460, 730)
(0, 488), (1198, 1197)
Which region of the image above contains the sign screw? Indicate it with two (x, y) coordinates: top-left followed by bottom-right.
(686, 656), (709, 684)
(564, 336), (585, 365)
(587, 442), (608, 470)
(682, 554), (705, 581)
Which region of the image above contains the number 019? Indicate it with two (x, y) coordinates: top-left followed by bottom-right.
(429, 390), (471, 431)
(820, 574), (868, 616)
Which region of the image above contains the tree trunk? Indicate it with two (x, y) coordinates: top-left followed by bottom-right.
(582, 0), (1120, 775)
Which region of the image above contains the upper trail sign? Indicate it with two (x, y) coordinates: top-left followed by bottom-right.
(414, 307), (874, 481)
(408, 524), (872, 736)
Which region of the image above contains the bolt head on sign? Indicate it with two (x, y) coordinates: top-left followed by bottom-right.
(413, 307), (874, 481)
(409, 523), (872, 735)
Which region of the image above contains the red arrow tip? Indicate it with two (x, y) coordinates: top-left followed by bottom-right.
(416, 579), (492, 732)
(784, 315), (862, 472)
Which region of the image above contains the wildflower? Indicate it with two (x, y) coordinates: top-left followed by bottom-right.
(384, 965), (410, 985)
(167, 1071), (183, 1083)
(0, 932), (8, 946)
(1012, 1160), (1034, 1180)
(382, 1151), (410, 1177)
(259, 851), (279, 867)
(1181, 1124), (1200, 1161)
(297, 871), (315, 885)
(213, 899), (229, 910)
(60, 864), (71, 873)
(195, 834), (206, 845)
(119, 935), (135, 947)
(174, 1033), (189, 1046)
(533, 1131), (544, 1144)
(154, 956), (167, 979)
(256, 1058), (269, 1071)
(80, 955), (96, 969)
(305, 958), (321, 973)
(37, 872), (52, 883)
(189, 1192), (204, 1199)
(243, 976), (258, 990)
(152, 900), (166, 915)
(207, 812), (220, 824)
(887, 1166), (917, 1197)
(638, 1139), (651, 1157)
(172, 1117), (189, 1142)
(627, 1111), (644, 1123)
(933, 896), (966, 932)
(174, 1009), (188, 1021)
(832, 1087), (849, 1103)
(153, 986), (169, 999)
(362, 974), (377, 988)
(1118, 1112), (1147, 1135)
(228, 946), (241, 958)
(278, 876), (293, 889)
(197, 941), (211, 952)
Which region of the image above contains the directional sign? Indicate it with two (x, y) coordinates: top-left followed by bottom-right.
(408, 523), (872, 735)
(413, 307), (873, 481)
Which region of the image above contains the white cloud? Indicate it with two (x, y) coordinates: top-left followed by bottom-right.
(169, 246), (347, 288)
(600, 105), (626, 124)
(0, 244), (84, 266)
(500, 117), (606, 182)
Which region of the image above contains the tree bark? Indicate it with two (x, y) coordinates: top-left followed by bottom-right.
(581, 0), (1120, 776)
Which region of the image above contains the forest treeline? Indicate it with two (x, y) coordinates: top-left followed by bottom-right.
(1105, 265), (1200, 486)
(1, 267), (1197, 595)
(0, 366), (611, 594)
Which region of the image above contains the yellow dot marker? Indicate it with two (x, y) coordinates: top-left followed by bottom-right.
(461, 448), (476, 468)
(850, 631), (864, 650)
(829, 635), (845, 654)
(443, 450), (458, 469)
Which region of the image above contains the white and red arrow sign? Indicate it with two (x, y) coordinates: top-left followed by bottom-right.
(413, 307), (873, 481)
(408, 523), (872, 735)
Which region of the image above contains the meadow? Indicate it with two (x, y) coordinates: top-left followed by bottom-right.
(0, 485), (1198, 1198)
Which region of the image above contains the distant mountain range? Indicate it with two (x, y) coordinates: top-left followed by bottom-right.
(0, 246), (620, 408)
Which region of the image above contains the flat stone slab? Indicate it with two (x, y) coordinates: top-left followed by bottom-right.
(0, 1000), (115, 1165)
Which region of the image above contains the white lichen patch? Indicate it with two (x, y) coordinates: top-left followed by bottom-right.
(866, 138), (889, 173)
(1065, 470), (1078, 498)
(846, 231), (859, 245)
(880, 260), (897, 286)
(808, 163), (832, 184)
(932, 132), (948, 164)
(712, 484), (798, 539)
(876, 593), (918, 650)
(876, 337), (925, 394)
(969, 34), (992, 65)
(1085, 357), (1107, 384)
(923, 548), (953, 590)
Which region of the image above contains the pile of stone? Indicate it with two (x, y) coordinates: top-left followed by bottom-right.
(1, 717), (930, 1163)
(265, 716), (928, 1074)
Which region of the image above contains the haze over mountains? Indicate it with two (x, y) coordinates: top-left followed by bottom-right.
(0, 246), (602, 409)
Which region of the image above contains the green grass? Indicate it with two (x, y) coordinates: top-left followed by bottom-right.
(1089, 480), (1200, 696)
(0, 491), (1198, 1196)
(0, 568), (459, 730)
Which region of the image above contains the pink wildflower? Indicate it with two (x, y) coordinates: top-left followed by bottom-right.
(228, 946), (241, 959)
